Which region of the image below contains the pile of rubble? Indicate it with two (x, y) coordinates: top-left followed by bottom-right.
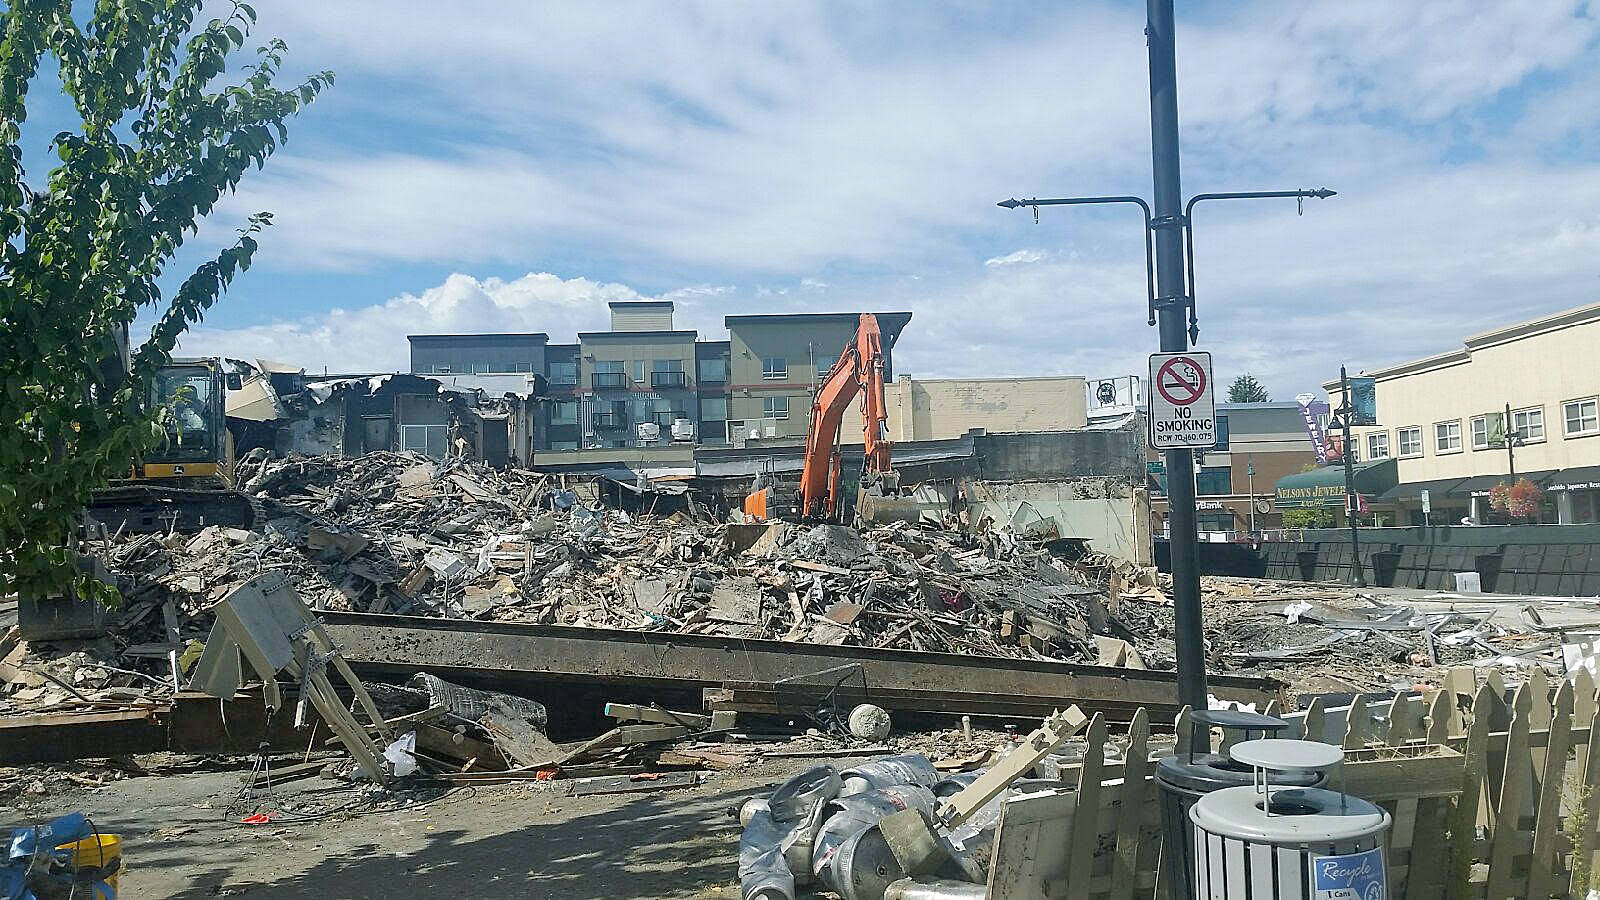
(84, 452), (1177, 678)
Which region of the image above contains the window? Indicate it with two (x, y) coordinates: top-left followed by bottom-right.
(593, 360), (626, 389)
(548, 361), (577, 386)
(1196, 511), (1235, 533)
(1367, 431), (1389, 459)
(551, 400), (577, 426)
(1434, 419), (1462, 454)
(1564, 398), (1599, 437)
(763, 395), (790, 419)
(1397, 426), (1423, 457)
(399, 424), (449, 458)
(815, 355), (838, 378)
(548, 440), (579, 451)
(1195, 466), (1232, 496)
(1513, 406), (1545, 442)
(698, 357), (727, 383)
(631, 359), (647, 383)
(699, 396), (727, 421)
(1471, 415), (1490, 450)
(650, 359), (688, 388)
(762, 357), (787, 380)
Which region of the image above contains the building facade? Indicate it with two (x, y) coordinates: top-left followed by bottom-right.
(1322, 301), (1600, 525)
(409, 332), (548, 375)
(1148, 402), (1321, 537)
(723, 312), (911, 443)
(883, 375), (1086, 441)
(408, 304), (908, 453)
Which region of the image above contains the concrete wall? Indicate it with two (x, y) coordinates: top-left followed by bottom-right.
(277, 396), (344, 456)
(974, 425), (1144, 482)
(965, 477), (1149, 563)
(1331, 302), (1600, 481)
(884, 376), (1087, 441)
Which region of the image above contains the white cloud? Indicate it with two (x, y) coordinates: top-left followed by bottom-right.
(984, 249), (1046, 267)
(173, 0), (1600, 398)
(177, 273), (642, 373)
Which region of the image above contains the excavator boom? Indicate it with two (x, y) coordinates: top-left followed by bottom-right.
(744, 313), (918, 523)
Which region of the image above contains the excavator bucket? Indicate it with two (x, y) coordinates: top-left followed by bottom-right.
(855, 486), (926, 526)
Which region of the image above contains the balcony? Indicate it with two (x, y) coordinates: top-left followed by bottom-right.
(592, 411), (624, 429)
(650, 370), (689, 389)
(592, 372), (627, 389)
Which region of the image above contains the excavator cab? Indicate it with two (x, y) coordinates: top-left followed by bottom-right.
(89, 358), (255, 533)
(742, 461), (798, 521)
(143, 361), (228, 480)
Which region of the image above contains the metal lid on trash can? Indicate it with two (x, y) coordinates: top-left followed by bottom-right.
(1190, 709), (1290, 733)
(1190, 785), (1390, 844)
(1229, 739), (1344, 773)
(1155, 752), (1319, 793)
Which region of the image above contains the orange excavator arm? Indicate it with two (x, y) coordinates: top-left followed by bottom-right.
(797, 313), (894, 519)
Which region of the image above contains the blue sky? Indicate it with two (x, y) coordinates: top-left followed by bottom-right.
(24, 1), (1600, 395)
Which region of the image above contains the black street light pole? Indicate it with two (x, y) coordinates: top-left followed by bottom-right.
(1144, 0), (1208, 711)
(997, 0), (1333, 713)
(1337, 366), (1366, 587)
(1505, 402), (1518, 480)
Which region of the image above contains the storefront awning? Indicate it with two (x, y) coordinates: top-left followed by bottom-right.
(1449, 469), (1560, 497)
(1376, 477), (1469, 503)
(1274, 459), (1398, 509)
(1546, 465), (1600, 493)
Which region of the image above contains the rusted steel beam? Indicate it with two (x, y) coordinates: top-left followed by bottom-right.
(0, 692), (317, 766)
(0, 707), (169, 765)
(318, 612), (1281, 721)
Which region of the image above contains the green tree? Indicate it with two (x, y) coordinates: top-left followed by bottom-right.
(1282, 508), (1336, 528)
(1227, 373), (1270, 403)
(0, 1), (331, 603)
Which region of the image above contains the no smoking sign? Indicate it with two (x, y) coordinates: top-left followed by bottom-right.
(1148, 351), (1216, 449)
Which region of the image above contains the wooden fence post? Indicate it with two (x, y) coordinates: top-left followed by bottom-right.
(1447, 682), (1495, 897)
(1109, 709), (1150, 900)
(1527, 678), (1573, 899)
(1484, 683), (1533, 900)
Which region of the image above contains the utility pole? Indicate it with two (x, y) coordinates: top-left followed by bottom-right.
(997, 0), (1333, 712)
(1145, 0), (1207, 710)
(1504, 402), (1517, 479)
(1338, 366), (1366, 587)
(1246, 457), (1257, 535)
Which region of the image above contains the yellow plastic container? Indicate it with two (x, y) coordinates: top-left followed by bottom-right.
(65, 833), (121, 895)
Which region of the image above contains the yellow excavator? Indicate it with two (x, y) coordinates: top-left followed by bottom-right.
(88, 358), (257, 533)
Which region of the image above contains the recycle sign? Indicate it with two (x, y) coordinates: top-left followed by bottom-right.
(1148, 351), (1216, 450)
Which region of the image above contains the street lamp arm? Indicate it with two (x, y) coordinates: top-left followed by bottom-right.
(1182, 189), (1336, 330)
(996, 195), (1158, 325)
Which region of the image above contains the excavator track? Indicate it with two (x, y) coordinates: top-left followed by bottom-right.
(88, 484), (261, 534)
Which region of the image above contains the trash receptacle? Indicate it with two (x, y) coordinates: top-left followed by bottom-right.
(1190, 739), (1390, 900)
(1156, 711), (1321, 900)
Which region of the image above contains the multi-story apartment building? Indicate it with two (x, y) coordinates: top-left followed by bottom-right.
(724, 311), (912, 442)
(408, 304), (910, 452)
(1319, 301), (1600, 525)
